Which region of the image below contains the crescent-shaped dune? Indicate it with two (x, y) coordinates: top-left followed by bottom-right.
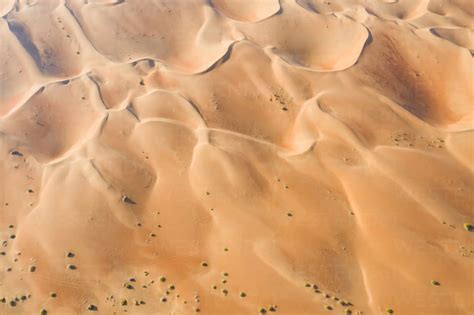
(238, 1), (369, 72)
(65, 0), (238, 74)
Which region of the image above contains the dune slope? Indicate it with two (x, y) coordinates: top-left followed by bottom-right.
(0, 0), (473, 315)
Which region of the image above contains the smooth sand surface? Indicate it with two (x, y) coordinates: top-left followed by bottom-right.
(0, 0), (473, 314)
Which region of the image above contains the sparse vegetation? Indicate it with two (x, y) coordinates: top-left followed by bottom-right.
(87, 304), (98, 311)
(67, 264), (77, 270)
(464, 223), (474, 232)
(10, 150), (23, 157)
(121, 195), (136, 204)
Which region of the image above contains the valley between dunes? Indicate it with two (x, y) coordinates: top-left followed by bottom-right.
(0, 0), (473, 314)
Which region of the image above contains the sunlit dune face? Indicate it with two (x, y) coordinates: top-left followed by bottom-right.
(0, 0), (473, 314)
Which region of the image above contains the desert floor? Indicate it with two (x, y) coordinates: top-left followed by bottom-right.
(0, 0), (473, 314)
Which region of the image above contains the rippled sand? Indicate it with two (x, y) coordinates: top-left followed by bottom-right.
(0, 0), (473, 314)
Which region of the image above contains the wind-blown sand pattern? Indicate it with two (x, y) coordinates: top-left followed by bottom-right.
(0, 0), (473, 314)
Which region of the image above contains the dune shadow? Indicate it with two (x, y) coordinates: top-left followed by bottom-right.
(7, 20), (42, 69)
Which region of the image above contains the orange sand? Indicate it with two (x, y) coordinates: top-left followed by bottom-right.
(0, 0), (473, 314)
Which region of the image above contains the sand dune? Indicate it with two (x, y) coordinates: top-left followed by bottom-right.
(65, 0), (239, 73)
(430, 27), (474, 51)
(0, 0), (473, 315)
(238, 1), (369, 72)
(211, 0), (280, 22)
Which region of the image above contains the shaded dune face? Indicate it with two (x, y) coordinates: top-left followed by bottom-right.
(0, 1), (473, 315)
(350, 21), (473, 130)
(6, 0), (91, 77)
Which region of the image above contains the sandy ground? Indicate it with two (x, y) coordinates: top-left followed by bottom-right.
(0, 0), (473, 314)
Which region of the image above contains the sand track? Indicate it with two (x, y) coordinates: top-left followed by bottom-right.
(0, 0), (473, 314)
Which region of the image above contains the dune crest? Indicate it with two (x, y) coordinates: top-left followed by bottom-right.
(233, 1), (369, 72)
(211, 0), (280, 22)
